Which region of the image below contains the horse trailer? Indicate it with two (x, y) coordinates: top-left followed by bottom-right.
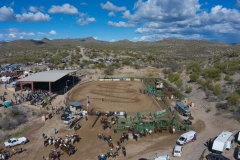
(212, 131), (235, 153)
(175, 102), (191, 116)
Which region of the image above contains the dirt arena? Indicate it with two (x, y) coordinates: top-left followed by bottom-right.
(70, 81), (161, 112)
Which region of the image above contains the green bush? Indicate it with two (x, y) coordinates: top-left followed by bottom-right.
(213, 84), (221, 96)
(185, 86), (192, 93)
(203, 67), (221, 80)
(224, 75), (233, 82)
(189, 73), (199, 82)
(227, 92), (240, 105)
(205, 107), (211, 113)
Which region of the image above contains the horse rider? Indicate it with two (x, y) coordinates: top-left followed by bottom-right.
(122, 146), (126, 153)
(69, 146), (74, 153)
(108, 138), (112, 144)
(121, 135), (125, 142)
(54, 149), (58, 156)
(110, 149), (113, 155)
(101, 134), (105, 141)
(42, 133), (45, 138)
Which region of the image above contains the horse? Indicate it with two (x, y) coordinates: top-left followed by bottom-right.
(132, 134), (138, 141)
(112, 151), (119, 158)
(44, 138), (49, 146)
(11, 148), (22, 156)
(97, 133), (101, 139)
(108, 143), (114, 148)
(116, 144), (120, 151)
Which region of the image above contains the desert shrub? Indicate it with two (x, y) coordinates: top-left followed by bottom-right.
(168, 72), (180, 83)
(224, 75), (233, 82)
(0, 117), (17, 131)
(205, 108), (211, 113)
(229, 106), (236, 112)
(202, 67), (221, 80)
(104, 66), (115, 75)
(213, 84), (221, 96)
(187, 62), (201, 73)
(96, 63), (105, 69)
(227, 92), (240, 105)
(185, 86), (192, 93)
(175, 78), (183, 88)
(189, 73), (199, 82)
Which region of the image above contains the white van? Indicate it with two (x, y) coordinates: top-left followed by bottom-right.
(176, 130), (196, 145)
(212, 131), (234, 153)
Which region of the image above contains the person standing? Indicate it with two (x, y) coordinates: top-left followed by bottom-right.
(85, 115), (88, 121)
(54, 129), (57, 134)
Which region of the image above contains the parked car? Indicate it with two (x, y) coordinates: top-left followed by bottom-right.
(4, 137), (27, 148)
(206, 153), (230, 160)
(237, 145), (240, 160)
(173, 145), (183, 157)
(61, 113), (69, 120)
(63, 116), (76, 125)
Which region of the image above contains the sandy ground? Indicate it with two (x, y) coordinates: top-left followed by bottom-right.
(70, 81), (161, 113)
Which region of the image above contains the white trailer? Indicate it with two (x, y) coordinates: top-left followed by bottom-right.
(212, 131), (235, 153)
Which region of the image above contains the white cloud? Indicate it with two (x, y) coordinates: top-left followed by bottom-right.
(110, 39), (115, 42)
(108, 21), (135, 27)
(49, 30), (57, 35)
(80, 2), (87, 5)
(117, 0), (240, 43)
(77, 17), (96, 25)
(100, 1), (126, 12)
(0, 6), (16, 21)
(4, 28), (18, 33)
(86, 17), (96, 22)
(0, 34), (3, 38)
(48, 4), (78, 14)
(108, 11), (115, 17)
(93, 37), (98, 40)
(21, 32), (35, 36)
(10, 1), (14, 6)
(236, 0), (240, 7)
(29, 6), (39, 12)
(9, 33), (16, 38)
(16, 12), (50, 22)
(38, 32), (46, 35)
(20, 36), (24, 39)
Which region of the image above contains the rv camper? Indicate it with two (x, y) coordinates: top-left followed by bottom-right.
(212, 131), (235, 153)
(175, 102), (191, 116)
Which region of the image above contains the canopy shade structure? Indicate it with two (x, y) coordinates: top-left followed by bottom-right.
(69, 101), (83, 107)
(18, 70), (76, 82)
(4, 101), (11, 107)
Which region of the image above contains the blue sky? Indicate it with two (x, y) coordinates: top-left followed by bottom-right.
(0, 0), (240, 43)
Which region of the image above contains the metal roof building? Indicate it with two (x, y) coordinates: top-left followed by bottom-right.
(18, 70), (76, 92)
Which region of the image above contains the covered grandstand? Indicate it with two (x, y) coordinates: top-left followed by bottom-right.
(18, 70), (77, 94)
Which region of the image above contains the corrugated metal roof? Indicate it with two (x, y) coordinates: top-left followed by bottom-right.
(18, 70), (76, 82)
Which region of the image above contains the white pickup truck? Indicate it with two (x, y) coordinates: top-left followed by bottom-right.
(4, 137), (27, 148)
